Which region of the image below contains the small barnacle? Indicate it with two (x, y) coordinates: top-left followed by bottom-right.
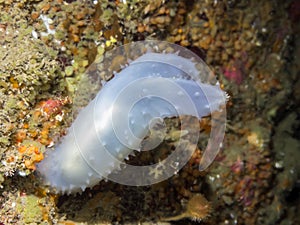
(161, 193), (212, 222)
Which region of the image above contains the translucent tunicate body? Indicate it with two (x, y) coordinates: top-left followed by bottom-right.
(37, 41), (226, 194)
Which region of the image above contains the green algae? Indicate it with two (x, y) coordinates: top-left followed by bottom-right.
(64, 66), (74, 77)
(16, 194), (44, 223)
(0, 10), (64, 101)
(0, 5), (66, 180)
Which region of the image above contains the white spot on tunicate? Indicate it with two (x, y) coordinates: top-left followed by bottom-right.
(109, 161), (116, 168)
(177, 91), (183, 96)
(80, 186), (86, 191)
(194, 92), (200, 97)
(171, 161), (179, 170)
(225, 92), (230, 101)
(47, 141), (54, 148)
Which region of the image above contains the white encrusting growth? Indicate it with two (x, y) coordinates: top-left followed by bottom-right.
(37, 52), (226, 194)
